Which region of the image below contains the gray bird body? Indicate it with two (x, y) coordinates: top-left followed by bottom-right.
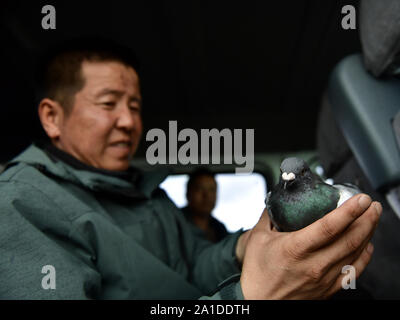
(266, 157), (360, 232)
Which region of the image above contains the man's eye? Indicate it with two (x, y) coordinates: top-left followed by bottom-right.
(129, 105), (141, 112)
(102, 102), (116, 107)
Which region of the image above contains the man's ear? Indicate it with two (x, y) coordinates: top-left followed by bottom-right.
(38, 98), (64, 140)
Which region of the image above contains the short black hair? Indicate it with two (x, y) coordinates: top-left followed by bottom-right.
(186, 167), (216, 192)
(36, 36), (141, 114)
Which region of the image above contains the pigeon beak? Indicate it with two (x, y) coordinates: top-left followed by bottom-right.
(282, 172), (295, 190)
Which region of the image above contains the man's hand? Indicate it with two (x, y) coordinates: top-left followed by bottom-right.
(240, 194), (382, 299)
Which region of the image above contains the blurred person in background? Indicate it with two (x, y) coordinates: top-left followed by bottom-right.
(182, 168), (229, 243)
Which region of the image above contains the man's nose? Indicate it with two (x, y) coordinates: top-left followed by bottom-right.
(203, 190), (214, 199)
(115, 105), (135, 130)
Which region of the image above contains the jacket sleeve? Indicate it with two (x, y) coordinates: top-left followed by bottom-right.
(155, 189), (245, 297)
(0, 180), (101, 299)
(199, 274), (245, 300)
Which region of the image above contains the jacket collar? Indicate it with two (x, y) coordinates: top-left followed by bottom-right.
(6, 142), (169, 199)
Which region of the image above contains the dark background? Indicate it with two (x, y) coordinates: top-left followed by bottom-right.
(0, 0), (360, 162)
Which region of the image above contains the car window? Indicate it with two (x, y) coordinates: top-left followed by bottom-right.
(160, 172), (267, 232)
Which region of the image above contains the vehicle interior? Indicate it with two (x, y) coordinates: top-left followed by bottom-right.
(1, 0), (399, 299)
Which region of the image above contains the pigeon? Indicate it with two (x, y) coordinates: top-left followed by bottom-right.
(265, 157), (360, 232)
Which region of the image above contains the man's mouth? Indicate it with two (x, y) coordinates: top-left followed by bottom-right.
(112, 141), (132, 147)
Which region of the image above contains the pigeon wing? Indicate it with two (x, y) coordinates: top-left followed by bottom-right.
(332, 183), (361, 207)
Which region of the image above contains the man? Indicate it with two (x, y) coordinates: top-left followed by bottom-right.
(182, 168), (229, 243)
(0, 39), (381, 299)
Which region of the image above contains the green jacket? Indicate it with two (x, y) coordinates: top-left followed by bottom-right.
(0, 144), (243, 299)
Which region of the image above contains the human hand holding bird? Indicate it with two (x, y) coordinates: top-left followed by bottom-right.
(236, 157), (382, 299)
(240, 193), (381, 299)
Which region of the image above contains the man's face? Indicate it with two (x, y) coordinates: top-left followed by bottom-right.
(55, 60), (143, 171)
(187, 175), (217, 216)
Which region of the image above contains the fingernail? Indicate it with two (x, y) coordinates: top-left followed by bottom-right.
(358, 194), (371, 210)
(374, 202), (382, 217)
(367, 243), (374, 254)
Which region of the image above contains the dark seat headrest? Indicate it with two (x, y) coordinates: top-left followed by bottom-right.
(360, 0), (400, 77)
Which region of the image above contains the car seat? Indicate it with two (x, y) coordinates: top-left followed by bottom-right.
(317, 0), (400, 299)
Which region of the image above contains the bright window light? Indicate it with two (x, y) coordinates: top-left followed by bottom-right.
(160, 173), (267, 232)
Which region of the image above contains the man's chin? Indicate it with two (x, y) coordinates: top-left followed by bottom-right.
(101, 159), (131, 172)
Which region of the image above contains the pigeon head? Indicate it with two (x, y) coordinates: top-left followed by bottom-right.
(279, 157), (312, 189)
